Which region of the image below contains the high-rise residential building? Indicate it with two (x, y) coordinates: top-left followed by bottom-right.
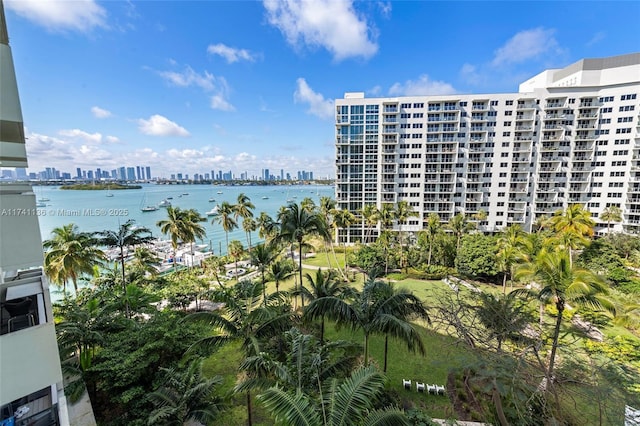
(0, 2), (67, 423)
(126, 167), (135, 181)
(145, 166), (151, 180)
(335, 53), (640, 243)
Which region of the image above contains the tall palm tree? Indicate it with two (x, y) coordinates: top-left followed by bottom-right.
(496, 224), (526, 294)
(359, 203), (380, 244)
(420, 212), (441, 266)
(228, 240), (245, 280)
(600, 205), (622, 234)
(277, 202), (329, 310)
(547, 204), (595, 266)
(305, 278), (427, 367)
(182, 208), (207, 256)
(250, 242), (278, 303)
(148, 359), (224, 426)
(331, 208), (356, 275)
(394, 201), (418, 273)
(258, 365), (409, 426)
(235, 193), (255, 248)
(301, 268), (353, 342)
(157, 206), (188, 269)
(211, 201), (238, 256)
(256, 212), (278, 241)
(185, 281), (294, 425)
(44, 224), (105, 295)
(514, 248), (613, 380)
(242, 217), (257, 252)
(448, 213), (473, 250)
(97, 220), (154, 317)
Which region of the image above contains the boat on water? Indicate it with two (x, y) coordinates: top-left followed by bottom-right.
(206, 206), (219, 216)
(262, 196), (269, 199)
(140, 193), (158, 212)
(166, 196), (173, 200)
(38, 197), (50, 202)
(36, 202), (46, 208)
(208, 198), (216, 202)
(216, 191), (223, 194)
(182, 193), (189, 195)
(159, 199), (172, 208)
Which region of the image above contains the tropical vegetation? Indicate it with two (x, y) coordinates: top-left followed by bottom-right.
(50, 201), (640, 425)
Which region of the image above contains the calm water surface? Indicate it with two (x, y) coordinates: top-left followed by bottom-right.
(35, 183), (335, 256)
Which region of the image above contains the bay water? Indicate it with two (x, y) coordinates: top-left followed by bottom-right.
(34, 183), (335, 256)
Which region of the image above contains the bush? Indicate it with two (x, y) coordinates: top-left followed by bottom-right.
(409, 265), (451, 280)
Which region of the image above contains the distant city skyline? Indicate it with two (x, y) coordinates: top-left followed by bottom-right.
(1, 164), (323, 182)
(3, 1), (639, 178)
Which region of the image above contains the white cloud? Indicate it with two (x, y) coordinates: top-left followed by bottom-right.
(157, 65), (235, 111)
(207, 43), (257, 63)
(5, 0), (107, 32)
(59, 129), (103, 144)
(388, 75), (456, 96)
(263, 0), (378, 61)
(91, 106), (112, 119)
(158, 66), (216, 91)
(210, 95), (235, 112)
(58, 128), (118, 144)
(492, 27), (561, 67)
(294, 78), (334, 119)
(137, 115), (190, 137)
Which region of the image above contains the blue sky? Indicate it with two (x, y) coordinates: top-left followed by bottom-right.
(4, 0), (639, 179)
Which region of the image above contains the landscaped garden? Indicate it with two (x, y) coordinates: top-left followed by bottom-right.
(46, 197), (640, 425)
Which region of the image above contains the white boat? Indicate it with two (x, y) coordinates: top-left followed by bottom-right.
(262, 196), (269, 199)
(216, 191), (223, 194)
(159, 199), (171, 208)
(206, 206), (219, 216)
(208, 198), (216, 202)
(140, 193), (158, 212)
(35, 202), (46, 208)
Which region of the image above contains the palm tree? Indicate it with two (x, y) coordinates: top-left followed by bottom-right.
(547, 204), (595, 266)
(256, 212), (278, 241)
(359, 204), (380, 244)
(185, 281), (294, 425)
(235, 193), (255, 248)
(448, 213), (473, 250)
(157, 206), (188, 269)
(228, 240), (245, 280)
(269, 260), (294, 293)
(128, 247), (160, 278)
(97, 220), (154, 317)
(394, 201), (418, 273)
(211, 201), (238, 256)
(305, 277), (427, 367)
(600, 205), (622, 234)
(148, 359), (224, 425)
(182, 208), (207, 257)
(56, 296), (105, 403)
(331, 208), (356, 275)
(258, 365), (409, 426)
(514, 248), (613, 380)
(44, 224), (105, 295)
(242, 217), (257, 251)
(420, 212), (441, 266)
(301, 268), (353, 342)
(250, 242), (278, 303)
(277, 202), (329, 309)
(496, 224), (526, 294)
(473, 208), (488, 230)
